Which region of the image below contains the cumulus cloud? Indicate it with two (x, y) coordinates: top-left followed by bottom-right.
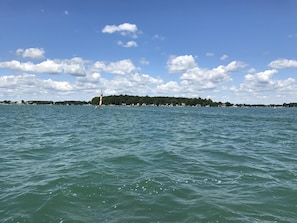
(44, 79), (73, 91)
(89, 59), (162, 95)
(80, 59), (162, 95)
(223, 61), (247, 72)
(102, 23), (138, 38)
(167, 55), (247, 91)
(0, 60), (62, 74)
(117, 40), (138, 48)
(132, 73), (162, 85)
(107, 73), (162, 95)
(240, 69), (295, 92)
(16, 48), (45, 59)
(0, 74), (74, 100)
(0, 57), (87, 76)
(106, 59), (138, 75)
(77, 72), (102, 84)
(93, 59), (139, 75)
(248, 68), (256, 73)
(60, 57), (87, 76)
(245, 69), (277, 81)
(157, 81), (181, 93)
(268, 58), (297, 69)
(2, 50), (296, 103)
(84, 69), (162, 96)
(167, 55), (197, 73)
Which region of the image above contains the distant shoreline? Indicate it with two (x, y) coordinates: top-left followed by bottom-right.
(1, 94), (297, 108)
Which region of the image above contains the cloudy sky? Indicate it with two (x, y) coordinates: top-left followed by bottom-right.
(1, 0), (297, 104)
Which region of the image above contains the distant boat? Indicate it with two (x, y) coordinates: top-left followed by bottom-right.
(96, 90), (103, 109)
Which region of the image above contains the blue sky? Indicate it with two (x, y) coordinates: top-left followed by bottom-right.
(1, 0), (297, 104)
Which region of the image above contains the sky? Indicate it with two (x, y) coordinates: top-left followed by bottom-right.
(1, 0), (297, 104)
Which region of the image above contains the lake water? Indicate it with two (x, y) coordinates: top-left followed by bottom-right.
(1, 105), (296, 222)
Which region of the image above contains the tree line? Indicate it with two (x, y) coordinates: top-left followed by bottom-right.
(0, 100), (89, 105)
(91, 95), (297, 107)
(91, 95), (224, 107)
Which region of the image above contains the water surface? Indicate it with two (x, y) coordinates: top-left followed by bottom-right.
(1, 105), (296, 222)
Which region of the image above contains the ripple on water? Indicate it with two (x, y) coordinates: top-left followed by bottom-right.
(1, 106), (297, 222)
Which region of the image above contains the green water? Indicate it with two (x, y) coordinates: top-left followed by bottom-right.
(1, 105), (296, 222)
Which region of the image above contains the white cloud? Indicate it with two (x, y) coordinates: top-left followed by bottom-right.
(88, 59), (162, 95)
(1, 51), (296, 104)
(132, 73), (162, 85)
(77, 72), (101, 84)
(268, 58), (297, 69)
(157, 81), (181, 93)
(77, 59), (162, 96)
(44, 79), (73, 91)
(167, 55), (197, 73)
(0, 74), (74, 100)
(117, 40), (138, 48)
(16, 48), (45, 59)
(64, 10), (69, 15)
(248, 68), (256, 73)
(60, 57), (87, 76)
(220, 54), (229, 61)
(230, 69), (297, 104)
(102, 23), (138, 38)
(36, 60), (64, 74)
(93, 61), (106, 70)
(244, 69), (277, 83)
(105, 59), (138, 75)
(16, 49), (23, 56)
(92, 71), (162, 96)
(167, 55), (247, 91)
(0, 57), (87, 76)
(240, 69), (295, 92)
(0, 60), (62, 74)
(223, 61), (247, 72)
(93, 59), (138, 75)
